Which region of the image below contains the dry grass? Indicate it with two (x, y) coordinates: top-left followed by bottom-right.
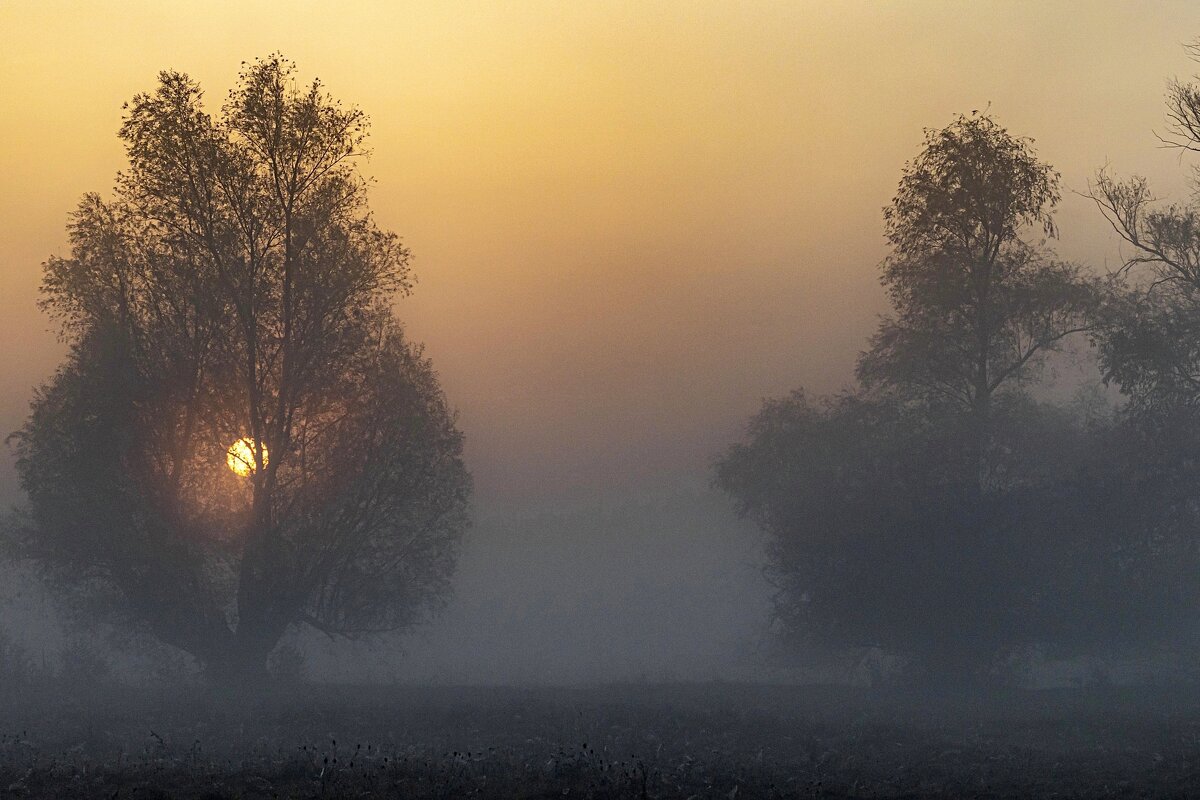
(2, 682), (1200, 798)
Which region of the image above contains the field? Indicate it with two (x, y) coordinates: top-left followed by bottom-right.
(3, 682), (1200, 798)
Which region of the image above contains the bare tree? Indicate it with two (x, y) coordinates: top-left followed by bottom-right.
(11, 56), (471, 683)
(1090, 83), (1200, 410)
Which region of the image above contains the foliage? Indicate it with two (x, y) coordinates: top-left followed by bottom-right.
(1062, 42), (1200, 663)
(11, 56), (471, 682)
(719, 387), (1200, 678)
(1037, 407), (1200, 659)
(718, 114), (1114, 682)
(1089, 44), (1200, 415)
(860, 114), (1097, 489)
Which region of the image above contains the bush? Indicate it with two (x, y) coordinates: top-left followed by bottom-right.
(714, 388), (1200, 685)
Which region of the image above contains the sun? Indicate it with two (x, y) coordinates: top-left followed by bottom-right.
(226, 437), (267, 477)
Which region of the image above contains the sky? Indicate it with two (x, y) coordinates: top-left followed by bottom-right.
(3, 1), (1200, 509)
(6, 1), (1200, 681)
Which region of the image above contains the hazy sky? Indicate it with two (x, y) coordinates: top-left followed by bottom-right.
(4, 1), (1200, 509)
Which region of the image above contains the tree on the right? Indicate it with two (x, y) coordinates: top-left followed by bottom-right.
(1090, 42), (1200, 414)
(718, 114), (1109, 686)
(1070, 42), (1200, 670)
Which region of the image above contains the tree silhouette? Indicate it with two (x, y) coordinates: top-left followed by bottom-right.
(11, 56), (471, 682)
(1089, 43), (1200, 415)
(718, 114), (1101, 685)
(858, 113), (1096, 490)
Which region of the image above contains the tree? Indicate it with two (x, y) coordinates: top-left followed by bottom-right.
(858, 113), (1096, 490)
(1089, 43), (1200, 414)
(718, 114), (1100, 684)
(1075, 42), (1200, 671)
(10, 57), (471, 683)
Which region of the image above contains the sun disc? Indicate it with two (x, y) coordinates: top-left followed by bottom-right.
(226, 437), (267, 476)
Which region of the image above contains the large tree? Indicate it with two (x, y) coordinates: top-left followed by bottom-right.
(11, 57), (471, 682)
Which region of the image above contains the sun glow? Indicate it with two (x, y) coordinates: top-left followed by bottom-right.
(226, 437), (267, 477)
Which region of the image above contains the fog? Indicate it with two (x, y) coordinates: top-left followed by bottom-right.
(2, 2), (1198, 693)
(13, 4), (1200, 796)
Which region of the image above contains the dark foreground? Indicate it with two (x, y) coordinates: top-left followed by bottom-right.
(4, 682), (1200, 798)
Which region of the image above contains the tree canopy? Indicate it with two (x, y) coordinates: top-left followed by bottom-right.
(859, 114), (1097, 488)
(12, 56), (471, 682)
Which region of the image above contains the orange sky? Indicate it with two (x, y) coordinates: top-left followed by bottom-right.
(3, 1), (1200, 507)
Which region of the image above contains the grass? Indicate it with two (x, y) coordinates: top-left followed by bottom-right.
(3, 682), (1200, 797)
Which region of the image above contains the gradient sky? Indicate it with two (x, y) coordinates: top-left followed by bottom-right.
(3, 1), (1200, 509)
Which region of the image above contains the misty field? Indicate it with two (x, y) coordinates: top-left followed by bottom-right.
(3, 682), (1200, 798)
